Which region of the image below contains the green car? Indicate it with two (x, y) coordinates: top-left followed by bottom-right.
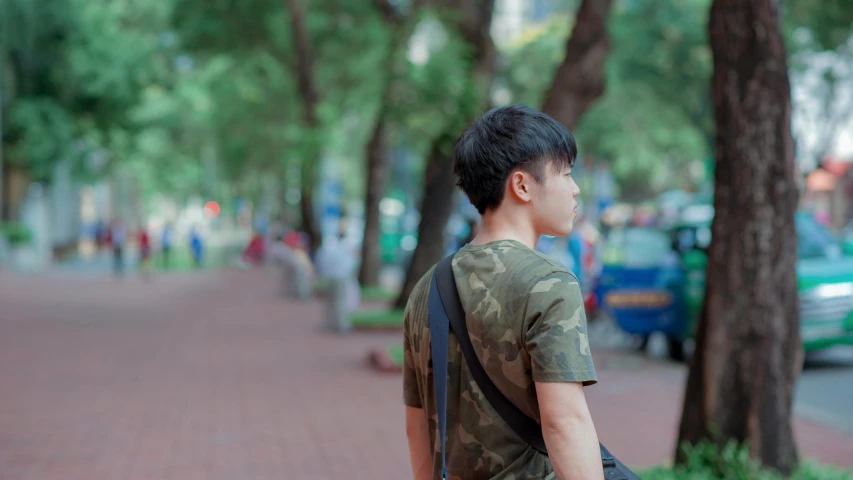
(841, 219), (853, 256)
(670, 208), (853, 353)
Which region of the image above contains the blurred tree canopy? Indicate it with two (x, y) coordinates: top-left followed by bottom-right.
(1, 0), (852, 213)
(501, 1), (711, 198)
(501, 0), (853, 199)
(1, 0), (176, 182)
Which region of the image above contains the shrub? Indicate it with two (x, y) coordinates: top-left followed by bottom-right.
(639, 442), (852, 480)
(0, 222), (34, 246)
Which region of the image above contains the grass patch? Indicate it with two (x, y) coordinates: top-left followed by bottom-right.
(386, 343), (404, 366)
(360, 285), (397, 302)
(640, 462), (852, 480)
(151, 245), (236, 272)
(313, 278), (332, 293)
(0, 221), (33, 246)
(313, 282), (396, 302)
(640, 442), (852, 479)
(349, 308), (405, 329)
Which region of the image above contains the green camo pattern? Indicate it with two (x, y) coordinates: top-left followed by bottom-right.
(403, 239), (597, 480)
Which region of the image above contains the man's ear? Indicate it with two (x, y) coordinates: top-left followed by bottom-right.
(507, 169), (533, 204)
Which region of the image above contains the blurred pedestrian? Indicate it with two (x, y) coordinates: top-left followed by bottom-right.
(281, 230), (314, 298)
(160, 222), (173, 269)
(315, 232), (359, 311)
(95, 220), (106, 251)
(241, 230), (266, 266)
(110, 219), (128, 277)
(138, 227), (152, 280)
(189, 227), (204, 268)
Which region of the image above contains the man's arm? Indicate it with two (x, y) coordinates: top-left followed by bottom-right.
(524, 272), (601, 479)
(536, 381), (602, 479)
(406, 406), (432, 480)
(402, 283), (431, 480)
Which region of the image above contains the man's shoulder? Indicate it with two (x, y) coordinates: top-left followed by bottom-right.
(521, 246), (579, 280)
(413, 264), (436, 298)
(404, 265), (436, 327)
(454, 240), (578, 290)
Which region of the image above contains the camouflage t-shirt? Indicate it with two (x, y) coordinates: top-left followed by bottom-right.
(403, 239), (597, 480)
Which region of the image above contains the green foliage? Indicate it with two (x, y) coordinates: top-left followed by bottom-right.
(1, 0), (75, 180)
(577, 83), (708, 196)
(386, 343), (404, 366)
(6, 98), (76, 181)
(6, 0), (848, 209)
(641, 442), (853, 480)
(0, 221), (34, 246)
(395, 6), (499, 167)
(1, 0), (178, 187)
(500, 0), (853, 200)
(795, 461), (853, 480)
(500, 17), (570, 108)
(500, 1), (711, 198)
(169, 0), (395, 204)
(360, 285), (397, 302)
(785, 0), (853, 53)
(349, 308), (405, 329)
(606, 0), (713, 142)
(65, 0), (174, 129)
(0, 0), (73, 100)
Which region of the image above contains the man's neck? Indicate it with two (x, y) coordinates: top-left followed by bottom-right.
(470, 210), (538, 249)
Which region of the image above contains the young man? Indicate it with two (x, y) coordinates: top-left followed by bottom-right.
(403, 105), (603, 479)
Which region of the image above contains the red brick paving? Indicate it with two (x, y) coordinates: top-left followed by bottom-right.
(1, 269), (407, 480)
(0, 268), (851, 480)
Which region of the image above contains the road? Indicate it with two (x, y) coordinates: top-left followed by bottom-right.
(797, 348), (853, 434)
(589, 317), (853, 437)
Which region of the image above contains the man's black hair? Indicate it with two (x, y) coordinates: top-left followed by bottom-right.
(453, 104), (577, 214)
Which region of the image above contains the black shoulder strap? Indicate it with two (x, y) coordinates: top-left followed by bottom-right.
(433, 255), (548, 454)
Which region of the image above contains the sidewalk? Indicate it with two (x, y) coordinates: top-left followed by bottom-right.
(584, 349), (853, 468)
(1, 269), (409, 479)
(0, 268), (850, 479)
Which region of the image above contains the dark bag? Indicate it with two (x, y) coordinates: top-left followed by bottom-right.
(429, 255), (640, 480)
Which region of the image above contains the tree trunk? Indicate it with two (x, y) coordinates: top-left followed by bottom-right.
(540, 0), (614, 129)
(393, 0), (496, 309)
(300, 182), (321, 252)
(676, 0), (801, 475)
(285, 0), (322, 253)
(358, 3), (421, 287)
(359, 112), (390, 286)
(393, 132), (458, 309)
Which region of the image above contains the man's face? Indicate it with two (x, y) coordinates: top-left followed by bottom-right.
(530, 162), (580, 237)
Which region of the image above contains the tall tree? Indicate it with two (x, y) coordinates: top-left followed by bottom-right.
(392, 0), (497, 309)
(676, 0), (801, 474)
(358, 0), (424, 287)
(173, 0), (389, 243)
(285, 0), (323, 252)
(541, 0), (614, 129)
(0, 0), (177, 218)
(393, 0), (615, 308)
(502, 0), (705, 197)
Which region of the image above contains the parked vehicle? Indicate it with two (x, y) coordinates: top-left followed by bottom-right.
(841, 219), (853, 255)
(598, 207), (853, 360)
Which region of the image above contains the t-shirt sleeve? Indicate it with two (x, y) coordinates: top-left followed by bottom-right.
(402, 305), (423, 408)
(524, 271), (597, 385)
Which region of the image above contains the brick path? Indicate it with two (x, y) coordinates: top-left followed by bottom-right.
(0, 269), (407, 480)
(0, 268), (851, 480)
